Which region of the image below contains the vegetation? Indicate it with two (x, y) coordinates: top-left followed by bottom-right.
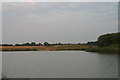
(14, 42), (43, 46)
(84, 45), (119, 53)
(1, 74), (8, 80)
(0, 32), (119, 52)
(97, 32), (120, 47)
(85, 32), (120, 53)
(0, 42), (82, 47)
(1, 45), (96, 51)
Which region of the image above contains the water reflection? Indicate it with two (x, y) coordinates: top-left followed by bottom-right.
(2, 51), (118, 78)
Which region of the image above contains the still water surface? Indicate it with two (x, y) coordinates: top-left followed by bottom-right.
(2, 51), (118, 78)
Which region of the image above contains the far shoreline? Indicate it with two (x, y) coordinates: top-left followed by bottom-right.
(0, 45), (119, 53)
(0, 45), (96, 52)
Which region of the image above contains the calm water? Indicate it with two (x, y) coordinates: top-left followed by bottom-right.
(2, 51), (118, 78)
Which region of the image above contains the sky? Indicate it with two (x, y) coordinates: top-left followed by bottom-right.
(1, 0), (120, 2)
(2, 2), (118, 44)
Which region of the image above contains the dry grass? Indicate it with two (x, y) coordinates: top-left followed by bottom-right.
(0, 45), (97, 51)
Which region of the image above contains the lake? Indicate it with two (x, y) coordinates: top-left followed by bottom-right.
(2, 51), (118, 78)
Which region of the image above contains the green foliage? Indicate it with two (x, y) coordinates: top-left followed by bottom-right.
(44, 42), (51, 46)
(0, 44), (13, 46)
(87, 41), (97, 46)
(14, 42), (43, 46)
(97, 32), (120, 47)
(84, 45), (119, 53)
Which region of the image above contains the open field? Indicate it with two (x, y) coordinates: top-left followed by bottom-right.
(0, 45), (97, 51)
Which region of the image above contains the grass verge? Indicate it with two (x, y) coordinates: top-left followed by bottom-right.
(84, 45), (119, 53)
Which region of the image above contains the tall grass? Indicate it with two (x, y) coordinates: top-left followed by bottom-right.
(1, 73), (8, 80)
(84, 45), (119, 53)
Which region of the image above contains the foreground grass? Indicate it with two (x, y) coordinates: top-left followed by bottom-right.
(84, 45), (119, 53)
(1, 74), (8, 80)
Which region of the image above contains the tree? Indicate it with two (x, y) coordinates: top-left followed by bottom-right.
(44, 42), (51, 46)
(77, 43), (81, 45)
(39, 43), (43, 46)
(15, 44), (22, 46)
(2, 44), (13, 46)
(31, 42), (36, 46)
(97, 32), (120, 47)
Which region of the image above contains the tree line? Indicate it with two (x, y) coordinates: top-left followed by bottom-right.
(0, 42), (82, 46)
(1, 32), (119, 47)
(87, 32), (120, 47)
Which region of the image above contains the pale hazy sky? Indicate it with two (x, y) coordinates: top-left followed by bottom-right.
(1, 0), (119, 2)
(2, 2), (118, 44)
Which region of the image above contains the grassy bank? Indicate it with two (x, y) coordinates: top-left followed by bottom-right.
(1, 45), (119, 53)
(84, 45), (119, 53)
(0, 45), (96, 51)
